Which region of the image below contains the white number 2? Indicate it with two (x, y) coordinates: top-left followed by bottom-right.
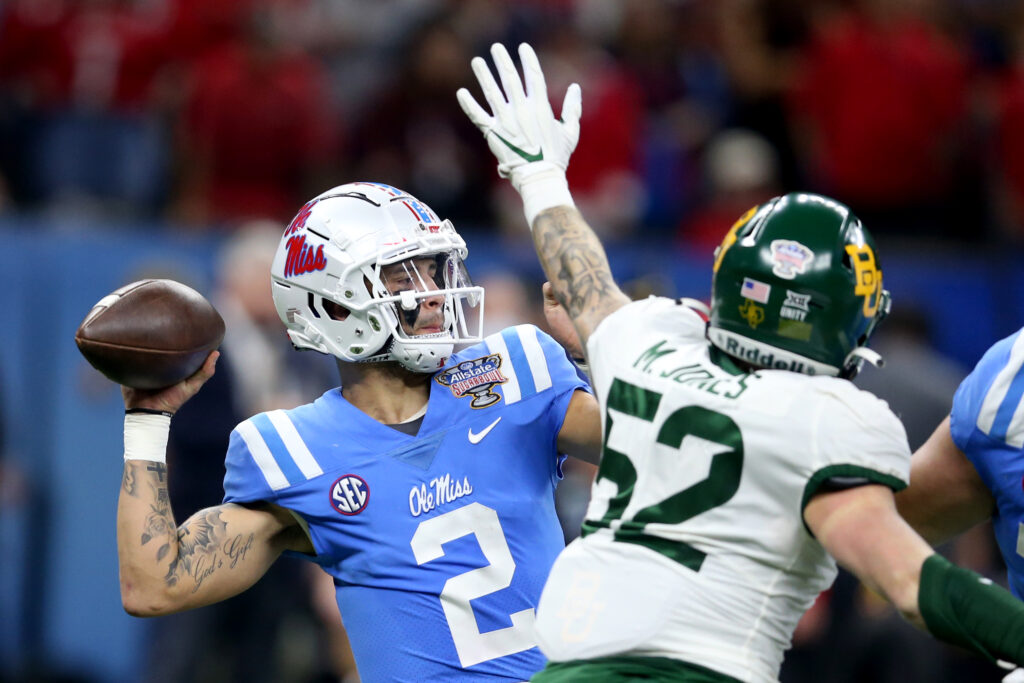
(410, 502), (537, 667)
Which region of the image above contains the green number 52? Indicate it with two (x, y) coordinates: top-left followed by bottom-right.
(582, 378), (744, 571)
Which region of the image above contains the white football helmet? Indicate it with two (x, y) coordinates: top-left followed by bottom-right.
(270, 182), (485, 373)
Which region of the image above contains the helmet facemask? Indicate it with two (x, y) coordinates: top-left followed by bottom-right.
(363, 250), (484, 373)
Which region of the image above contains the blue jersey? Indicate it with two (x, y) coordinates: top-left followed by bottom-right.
(222, 324), (588, 682)
(949, 326), (1024, 599)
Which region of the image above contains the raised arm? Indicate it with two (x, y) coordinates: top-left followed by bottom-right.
(806, 483), (1024, 668)
(117, 352), (311, 616)
(532, 207), (631, 347)
(458, 43), (630, 349)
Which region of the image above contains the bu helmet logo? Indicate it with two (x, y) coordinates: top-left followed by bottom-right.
(330, 474), (370, 515)
(844, 244), (883, 317)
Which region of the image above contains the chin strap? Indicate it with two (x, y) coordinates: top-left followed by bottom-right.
(848, 346), (885, 368)
(679, 297), (711, 319)
(842, 346), (885, 379)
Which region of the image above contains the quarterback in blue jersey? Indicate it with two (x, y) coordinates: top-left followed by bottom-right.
(898, 327), (1024, 599)
(115, 182), (602, 682)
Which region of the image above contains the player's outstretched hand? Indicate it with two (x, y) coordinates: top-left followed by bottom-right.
(121, 350), (219, 416)
(457, 42), (582, 226)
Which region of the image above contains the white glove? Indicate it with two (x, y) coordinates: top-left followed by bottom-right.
(457, 42), (582, 227)
(1003, 668), (1024, 682)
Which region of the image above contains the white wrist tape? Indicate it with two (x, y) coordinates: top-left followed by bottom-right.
(124, 412), (171, 464)
(517, 168), (575, 228)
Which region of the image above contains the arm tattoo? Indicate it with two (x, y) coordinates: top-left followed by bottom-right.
(139, 472), (175, 562)
(122, 465), (138, 497)
(166, 508), (226, 589)
(146, 463), (166, 482)
(533, 208), (619, 319)
(128, 463), (261, 594)
(165, 509), (254, 593)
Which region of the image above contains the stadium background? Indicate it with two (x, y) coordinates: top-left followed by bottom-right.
(1, 0), (1023, 681)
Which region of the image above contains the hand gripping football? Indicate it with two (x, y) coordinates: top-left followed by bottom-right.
(75, 279), (225, 390)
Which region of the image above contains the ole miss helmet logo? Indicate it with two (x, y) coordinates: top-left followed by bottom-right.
(330, 474), (370, 515)
(282, 199), (328, 279)
(285, 199), (318, 236)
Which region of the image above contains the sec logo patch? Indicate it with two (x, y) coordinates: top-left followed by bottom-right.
(330, 474), (370, 515)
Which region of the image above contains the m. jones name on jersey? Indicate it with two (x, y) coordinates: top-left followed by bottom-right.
(409, 473), (474, 517)
(635, 341), (750, 397)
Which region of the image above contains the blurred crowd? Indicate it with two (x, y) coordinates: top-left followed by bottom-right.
(0, 0), (1018, 682)
(5, 0), (1024, 254)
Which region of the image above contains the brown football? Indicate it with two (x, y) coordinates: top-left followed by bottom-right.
(75, 279), (225, 390)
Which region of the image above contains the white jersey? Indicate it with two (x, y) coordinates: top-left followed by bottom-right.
(535, 297), (910, 682)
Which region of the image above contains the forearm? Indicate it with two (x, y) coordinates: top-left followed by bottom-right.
(117, 459), (187, 614)
(532, 206), (631, 346)
(809, 486), (1024, 666)
(117, 461), (283, 616)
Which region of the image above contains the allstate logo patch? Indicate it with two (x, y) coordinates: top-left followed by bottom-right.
(330, 474), (369, 515)
(435, 354), (507, 408)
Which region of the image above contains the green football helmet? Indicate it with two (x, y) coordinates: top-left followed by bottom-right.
(708, 192), (891, 378)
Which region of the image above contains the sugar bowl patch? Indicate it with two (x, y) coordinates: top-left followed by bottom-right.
(435, 354), (507, 408)
(770, 240), (814, 280)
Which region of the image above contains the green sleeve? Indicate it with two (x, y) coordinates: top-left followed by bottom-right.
(919, 553), (1024, 666)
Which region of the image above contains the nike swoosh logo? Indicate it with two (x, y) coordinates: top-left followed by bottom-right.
(492, 133), (544, 162)
(468, 417), (502, 444)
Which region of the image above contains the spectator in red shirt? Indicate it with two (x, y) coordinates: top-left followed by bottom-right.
(788, 0), (971, 237)
(0, 0), (181, 210)
(174, 2), (341, 227)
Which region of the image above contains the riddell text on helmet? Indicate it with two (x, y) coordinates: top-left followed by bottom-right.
(724, 337), (816, 374)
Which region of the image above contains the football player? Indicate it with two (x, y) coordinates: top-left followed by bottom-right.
(458, 42), (1024, 681)
(896, 329), (1024, 682)
(115, 181), (602, 681)
(897, 329), (1024, 595)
